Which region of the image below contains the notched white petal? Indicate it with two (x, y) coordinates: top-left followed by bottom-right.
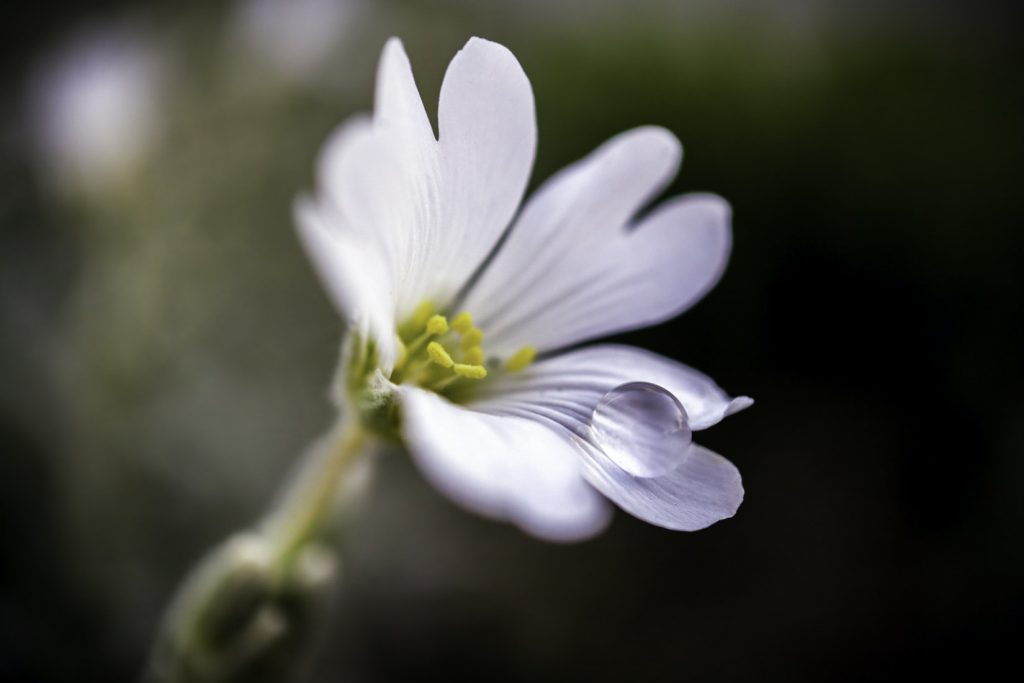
(308, 37), (539, 320)
(466, 124), (731, 355)
(430, 37), (537, 306)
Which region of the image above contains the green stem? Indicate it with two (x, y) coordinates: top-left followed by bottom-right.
(263, 418), (367, 581)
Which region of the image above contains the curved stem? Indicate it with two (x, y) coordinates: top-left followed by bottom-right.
(263, 417), (367, 580)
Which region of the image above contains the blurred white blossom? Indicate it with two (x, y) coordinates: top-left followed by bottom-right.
(226, 0), (367, 87)
(29, 26), (165, 196)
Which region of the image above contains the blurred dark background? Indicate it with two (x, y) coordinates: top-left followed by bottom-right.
(2, 0), (1022, 681)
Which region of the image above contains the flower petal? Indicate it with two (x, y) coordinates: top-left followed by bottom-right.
(469, 345), (748, 529)
(315, 40), (440, 320)
(430, 37), (536, 309)
(398, 385), (610, 542)
(374, 37), (435, 156)
(463, 126), (731, 355)
(473, 344), (752, 433)
(294, 196), (398, 370)
(310, 38), (535, 322)
(578, 441), (743, 531)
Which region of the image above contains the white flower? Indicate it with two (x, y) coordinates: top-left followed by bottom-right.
(296, 37), (752, 541)
(29, 26), (165, 196)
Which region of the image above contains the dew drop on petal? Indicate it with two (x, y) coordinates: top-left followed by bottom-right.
(590, 382), (692, 478)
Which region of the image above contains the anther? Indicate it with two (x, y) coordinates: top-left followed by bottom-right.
(505, 346), (536, 372)
(427, 342), (454, 368)
(462, 346), (484, 365)
(460, 327), (484, 350)
(426, 315), (449, 336)
(451, 312), (473, 334)
(453, 363), (488, 379)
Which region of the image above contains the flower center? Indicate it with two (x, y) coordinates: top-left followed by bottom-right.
(390, 300), (535, 395)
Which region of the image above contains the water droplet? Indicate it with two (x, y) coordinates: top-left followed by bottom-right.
(590, 382), (692, 478)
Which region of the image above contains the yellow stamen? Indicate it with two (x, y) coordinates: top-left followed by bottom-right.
(460, 327), (484, 350)
(462, 346), (484, 365)
(390, 302), (510, 390)
(453, 363), (488, 379)
(426, 341), (454, 368)
(394, 317), (444, 373)
(451, 312), (474, 334)
(426, 314), (449, 336)
(505, 346), (536, 373)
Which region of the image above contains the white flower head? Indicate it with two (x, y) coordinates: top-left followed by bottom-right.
(296, 37), (753, 541)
